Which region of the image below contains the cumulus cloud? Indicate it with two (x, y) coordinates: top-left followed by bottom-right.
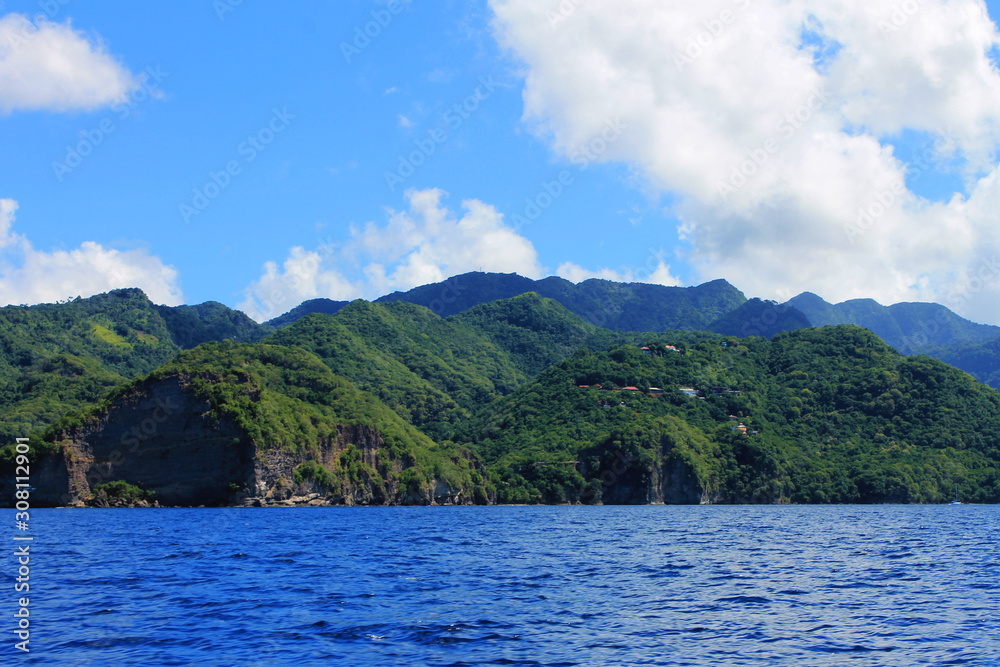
(490, 0), (1000, 323)
(239, 188), (544, 321)
(0, 13), (140, 113)
(557, 259), (682, 286)
(0, 198), (18, 249)
(0, 199), (182, 306)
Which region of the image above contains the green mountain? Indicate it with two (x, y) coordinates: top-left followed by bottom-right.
(264, 297), (350, 329)
(786, 291), (1000, 390)
(0, 289), (265, 444)
(929, 336), (1000, 391)
(268, 271), (749, 332)
(156, 301), (266, 349)
(456, 326), (1000, 504)
(4, 279), (1000, 507)
(4, 341), (487, 506)
(786, 292), (1000, 353)
(707, 298), (812, 338)
(265, 300), (525, 439)
(449, 292), (623, 377)
(0, 289), (179, 443)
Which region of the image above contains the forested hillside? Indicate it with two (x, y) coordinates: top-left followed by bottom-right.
(265, 300), (524, 439)
(271, 271), (749, 332)
(0, 289), (264, 443)
(456, 326), (1000, 504)
(3, 280), (1000, 507)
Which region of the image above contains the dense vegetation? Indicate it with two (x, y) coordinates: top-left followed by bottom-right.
(5, 278), (1000, 506)
(932, 336), (1000, 391)
(266, 300), (524, 439)
(456, 326), (1000, 504)
(282, 271), (749, 331)
(36, 341), (485, 502)
(264, 298), (349, 330)
(0, 289), (267, 445)
(155, 301), (265, 349)
(91, 481), (156, 505)
(787, 292), (1000, 355)
(450, 293), (622, 376)
(706, 298), (811, 339)
(0, 290), (179, 443)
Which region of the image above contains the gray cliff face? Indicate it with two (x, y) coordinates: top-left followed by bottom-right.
(2, 373), (481, 507)
(57, 375), (256, 507)
(584, 436), (709, 505)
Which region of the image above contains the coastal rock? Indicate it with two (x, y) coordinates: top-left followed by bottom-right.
(3, 372), (482, 508)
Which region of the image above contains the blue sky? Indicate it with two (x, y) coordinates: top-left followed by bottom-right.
(3, 0), (1000, 324)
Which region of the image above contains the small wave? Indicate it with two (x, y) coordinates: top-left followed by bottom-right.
(715, 595), (771, 604)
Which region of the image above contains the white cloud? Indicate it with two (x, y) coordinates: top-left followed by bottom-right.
(238, 247), (360, 323)
(0, 198), (18, 249)
(557, 260), (681, 286)
(0, 199), (182, 306)
(239, 188), (544, 321)
(0, 13), (140, 113)
(490, 0), (1000, 324)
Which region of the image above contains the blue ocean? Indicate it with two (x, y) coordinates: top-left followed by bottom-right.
(3, 505), (998, 666)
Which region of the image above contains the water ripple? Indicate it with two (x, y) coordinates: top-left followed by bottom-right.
(2, 505), (998, 666)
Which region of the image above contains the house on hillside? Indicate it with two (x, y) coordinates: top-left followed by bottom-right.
(649, 387), (664, 396)
(623, 386), (640, 392)
(640, 346), (651, 354)
(678, 387), (698, 397)
(664, 345), (679, 352)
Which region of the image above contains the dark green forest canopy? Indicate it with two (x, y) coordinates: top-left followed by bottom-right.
(3, 285), (999, 506)
(456, 326), (1000, 504)
(0, 289), (268, 443)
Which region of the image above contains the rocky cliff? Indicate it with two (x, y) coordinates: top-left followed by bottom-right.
(578, 436), (713, 505)
(0, 372), (486, 507)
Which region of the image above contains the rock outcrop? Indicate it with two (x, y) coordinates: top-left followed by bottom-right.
(578, 436), (713, 505)
(1, 373), (483, 507)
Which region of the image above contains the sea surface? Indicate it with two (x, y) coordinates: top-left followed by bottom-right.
(2, 505), (998, 666)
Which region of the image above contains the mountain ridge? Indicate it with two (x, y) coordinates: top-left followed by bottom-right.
(3, 288), (1000, 507)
